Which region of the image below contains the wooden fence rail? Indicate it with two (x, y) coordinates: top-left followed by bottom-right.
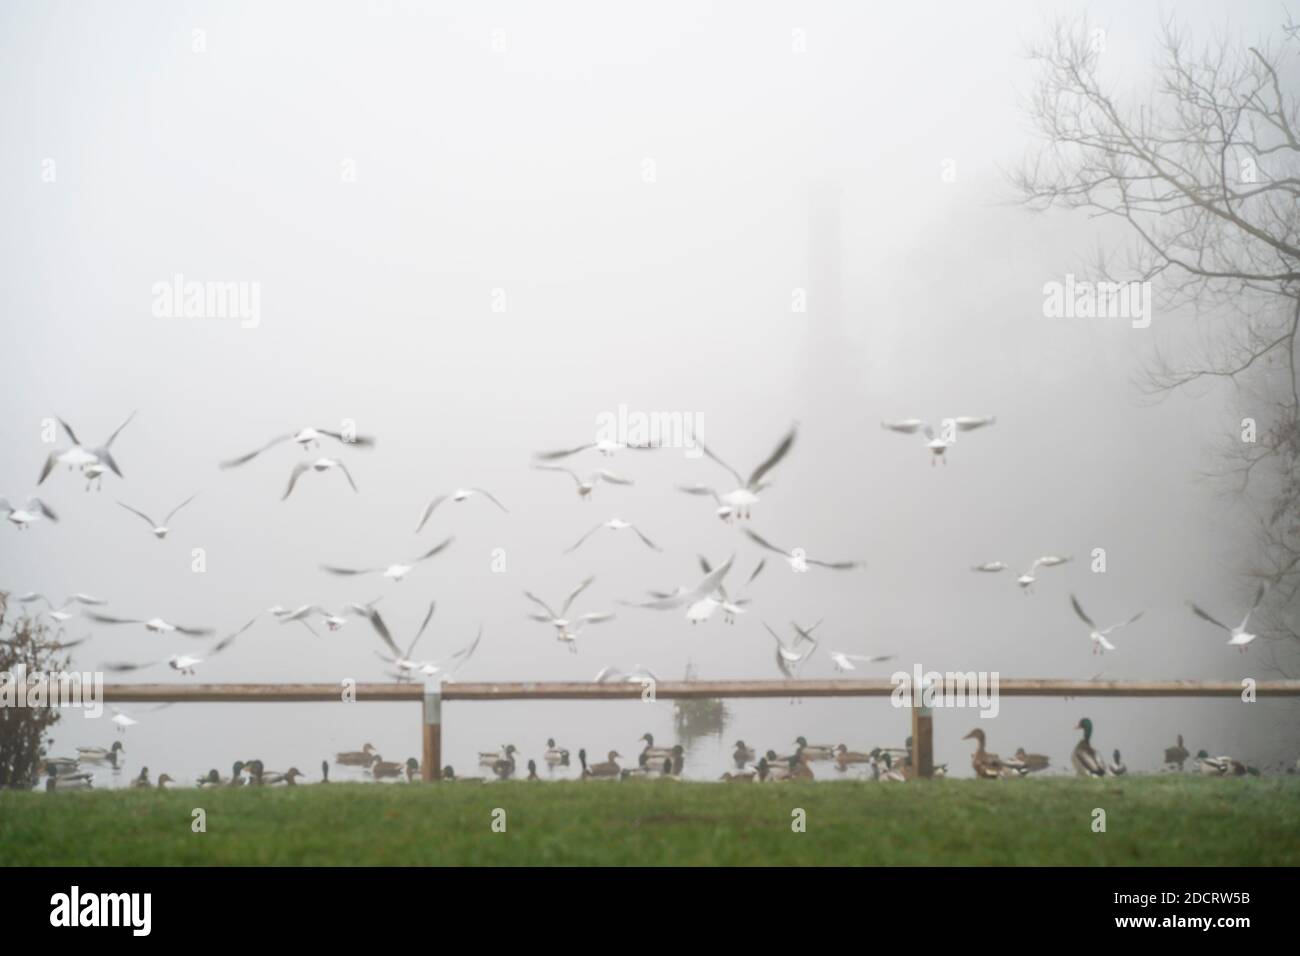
(97, 679), (1300, 781)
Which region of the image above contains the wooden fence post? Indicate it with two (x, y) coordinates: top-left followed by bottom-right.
(422, 680), (442, 782)
(911, 677), (934, 779)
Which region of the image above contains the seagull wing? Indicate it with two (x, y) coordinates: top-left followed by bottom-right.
(746, 558), (767, 588)
(881, 419), (928, 434)
(952, 416), (996, 431)
(412, 536), (454, 564)
(414, 495), (449, 533)
(221, 434), (292, 469)
(1069, 594), (1096, 630)
(37, 454), (58, 485)
(562, 576), (596, 615)
(29, 498), (58, 521)
(747, 425), (797, 488)
(676, 484), (720, 502)
(405, 601), (437, 659)
(85, 613), (142, 626)
(807, 556), (864, 571)
(523, 592), (559, 619)
(534, 464), (581, 485)
(630, 525), (661, 552)
(320, 564), (377, 577)
(68, 593), (107, 606)
(593, 469), (633, 486)
(699, 443), (744, 487)
(533, 443), (594, 461)
(564, 524), (605, 555)
(472, 488), (509, 513)
(94, 446), (124, 478)
(741, 527), (791, 558)
(173, 625), (215, 638)
(334, 461), (359, 492)
(316, 428), (376, 449)
(1188, 602), (1231, 632)
(117, 501), (158, 528)
(350, 606), (401, 658)
(101, 661), (159, 673)
(211, 614), (261, 655)
(282, 462), (312, 500)
(103, 410), (137, 448)
(58, 418), (82, 446)
(164, 493), (199, 524)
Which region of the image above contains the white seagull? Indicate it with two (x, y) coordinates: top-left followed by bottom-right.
(881, 416), (996, 465)
(100, 654), (204, 675)
(321, 536), (454, 582)
(1, 496), (58, 529)
(283, 458), (358, 499)
(564, 518), (661, 555)
(622, 555), (736, 625)
(676, 425), (796, 521)
(524, 576), (616, 651)
(594, 665), (660, 684)
(1188, 584), (1267, 652)
(1069, 594), (1144, 654)
(18, 592), (105, 622)
(678, 555), (764, 625)
(116, 493), (199, 539)
(388, 626), (483, 682)
(766, 620), (821, 679)
(372, 599), (439, 677)
(414, 488), (508, 532)
(220, 426), (376, 469)
(829, 650), (896, 673)
(533, 465), (633, 500)
(534, 439), (658, 460)
(38, 412), (136, 490)
(742, 528), (864, 572)
(85, 611), (214, 638)
(974, 556), (1071, 592)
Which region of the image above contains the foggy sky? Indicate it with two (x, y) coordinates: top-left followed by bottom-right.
(2, 0), (1295, 783)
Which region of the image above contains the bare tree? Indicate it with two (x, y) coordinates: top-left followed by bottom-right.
(1011, 15), (1300, 671)
(0, 594), (71, 788)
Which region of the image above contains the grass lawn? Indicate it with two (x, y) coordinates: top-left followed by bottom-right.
(2, 776), (1298, 865)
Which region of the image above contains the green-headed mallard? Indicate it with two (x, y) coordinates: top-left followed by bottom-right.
(1164, 734), (1190, 770)
(492, 744), (518, 779)
(794, 736), (835, 760)
(76, 741), (123, 766)
(262, 766), (304, 785)
(544, 738), (570, 766)
(46, 771), (93, 791)
(335, 743), (378, 767)
(669, 744), (685, 776)
(372, 758), (403, 779)
(732, 740), (755, 766)
(1195, 750), (1246, 776)
(1071, 718), (1106, 777)
(879, 752), (906, 782)
(403, 757), (420, 782)
(639, 733), (673, 761)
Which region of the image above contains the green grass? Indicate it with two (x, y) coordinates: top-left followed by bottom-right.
(3, 776), (1298, 865)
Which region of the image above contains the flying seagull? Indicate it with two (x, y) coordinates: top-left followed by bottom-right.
(881, 416), (995, 465)
(283, 458), (358, 499)
(742, 528), (864, 571)
(676, 555), (765, 624)
(1188, 584), (1267, 652)
(622, 554), (736, 624)
(766, 620), (821, 680)
(1069, 594), (1144, 654)
(533, 465), (633, 500)
(564, 518), (661, 555)
(973, 555), (1071, 592)
(85, 612), (213, 638)
(593, 665), (660, 684)
(829, 650), (896, 673)
(525, 576), (616, 651)
(677, 424), (796, 521)
(372, 599), (439, 677)
(219, 426), (376, 469)
(38, 412), (136, 490)
(386, 626), (483, 682)
(1, 496), (58, 529)
(533, 439), (658, 460)
(414, 488), (508, 532)
(17, 592), (105, 622)
(321, 536), (454, 582)
(101, 654), (204, 675)
(116, 493), (199, 539)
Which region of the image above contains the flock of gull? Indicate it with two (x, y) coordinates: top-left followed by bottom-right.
(4, 409), (1285, 789)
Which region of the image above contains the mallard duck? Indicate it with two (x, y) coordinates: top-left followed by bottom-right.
(46, 771), (93, 791)
(320, 760), (329, 783)
(834, 744), (872, 768)
(793, 736), (835, 760)
(581, 749), (622, 778)
(403, 758), (421, 782)
(962, 729), (1006, 779)
(198, 762), (242, 788)
(526, 759), (539, 780)
(786, 754), (814, 781)
(543, 738), (570, 766)
(1013, 748), (1051, 773)
(1195, 750), (1247, 776)
(492, 745), (518, 779)
(243, 759), (266, 784)
(131, 767), (151, 789)
(639, 733), (673, 761)
(879, 752), (906, 782)
(732, 740), (755, 766)
(156, 773), (174, 789)
(721, 769), (755, 782)
(262, 767), (304, 785)
(372, 758), (404, 779)
(479, 744), (511, 767)
(441, 765), (485, 783)
(1164, 734), (1190, 770)
(1071, 718), (1106, 777)
(668, 745), (685, 776)
(42, 757), (81, 776)
(336, 743), (378, 767)
(76, 741), (123, 766)
(1108, 749), (1127, 775)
